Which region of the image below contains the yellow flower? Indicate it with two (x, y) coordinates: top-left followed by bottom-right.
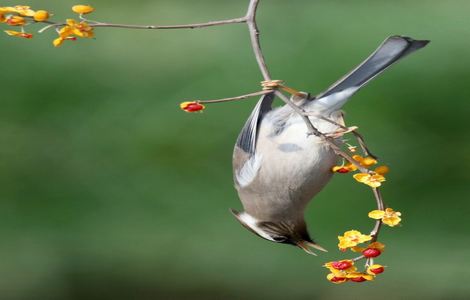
(58, 25), (73, 38)
(53, 35), (77, 47)
(351, 241), (385, 253)
(353, 173), (385, 188)
(0, 5), (35, 16)
(331, 162), (357, 174)
(72, 5), (95, 15)
(53, 19), (94, 47)
(53, 37), (65, 47)
(5, 15), (26, 26)
(33, 10), (49, 22)
(324, 260), (357, 282)
(0, 7), (18, 14)
(353, 155), (378, 167)
(4, 30), (32, 38)
(13, 5), (35, 17)
(324, 260), (356, 274)
(65, 19), (94, 38)
(52, 37), (62, 47)
(338, 230), (372, 250)
(368, 208), (402, 227)
(324, 260), (375, 284)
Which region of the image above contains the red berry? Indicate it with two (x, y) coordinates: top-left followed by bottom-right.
(336, 167), (350, 173)
(362, 248), (381, 258)
(330, 276), (347, 283)
(182, 102), (205, 112)
(350, 276), (367, 282)
(369, 266), (385, 274)
(331, 261), (353, 270)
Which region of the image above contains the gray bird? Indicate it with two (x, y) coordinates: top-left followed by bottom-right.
(231, 36), (429, 255)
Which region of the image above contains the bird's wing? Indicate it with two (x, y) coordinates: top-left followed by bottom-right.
(233, 93), (275, 187)
(311, 36), (429, 111)
(235, 93), (275, 155)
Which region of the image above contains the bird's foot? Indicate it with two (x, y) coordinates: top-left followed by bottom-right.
(260, 80), (305, 98)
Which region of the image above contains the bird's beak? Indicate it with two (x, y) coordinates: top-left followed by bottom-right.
(296, 241), (328, 255)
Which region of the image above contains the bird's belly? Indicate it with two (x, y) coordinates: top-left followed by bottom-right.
(262, 132), (335, 190)
(253, 120), (338, 210)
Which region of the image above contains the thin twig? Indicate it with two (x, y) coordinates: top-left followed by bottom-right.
(353, 255), (365, 262)
(246, 0), (271, 81)
(37, 16), (247, 30)
(324, 140), (369, 173)
(320, 116), (376, 158)
(370, 188), (384, 240)
(350, 131), (377, 159)
(197, 90), (271, 104)
(90, 17), (247, 30)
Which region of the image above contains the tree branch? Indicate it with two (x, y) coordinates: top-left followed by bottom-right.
(89, 17), (247, 30)
(245, 0), (271, 81)
(197, 90), (271, 104)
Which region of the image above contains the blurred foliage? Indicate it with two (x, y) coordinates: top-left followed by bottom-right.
(0, 0), (469, 299)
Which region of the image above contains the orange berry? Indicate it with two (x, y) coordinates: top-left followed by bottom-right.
(72, 5), (95, 14)
(33, 10), (49, 22)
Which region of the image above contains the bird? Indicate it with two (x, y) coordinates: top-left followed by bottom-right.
(231, 36), (429, 255)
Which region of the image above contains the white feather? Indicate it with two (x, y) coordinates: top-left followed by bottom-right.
(236, 154), (263, 187)
(238, 212), (275, 241)
(311, 87), (358, 113)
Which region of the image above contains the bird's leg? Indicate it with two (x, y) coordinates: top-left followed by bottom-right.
(261, 80), (304, 97)
(280, 85), (303, 97)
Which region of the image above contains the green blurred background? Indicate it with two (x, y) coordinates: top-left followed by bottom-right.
(1, 0), (469, 299)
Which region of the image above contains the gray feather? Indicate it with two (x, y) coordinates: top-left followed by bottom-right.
(316, 36), (430, 100)
(235, 93), (275, 155)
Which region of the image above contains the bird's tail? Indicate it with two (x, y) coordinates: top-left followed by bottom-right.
(309, 36), (429, 113)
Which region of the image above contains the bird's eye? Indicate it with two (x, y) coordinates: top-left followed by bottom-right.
(272, 236), (287, 243)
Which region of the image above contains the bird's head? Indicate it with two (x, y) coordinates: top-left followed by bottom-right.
(230, 209), (327, 255)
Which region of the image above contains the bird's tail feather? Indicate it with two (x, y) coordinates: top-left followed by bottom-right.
(310, 36), (429, 112)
